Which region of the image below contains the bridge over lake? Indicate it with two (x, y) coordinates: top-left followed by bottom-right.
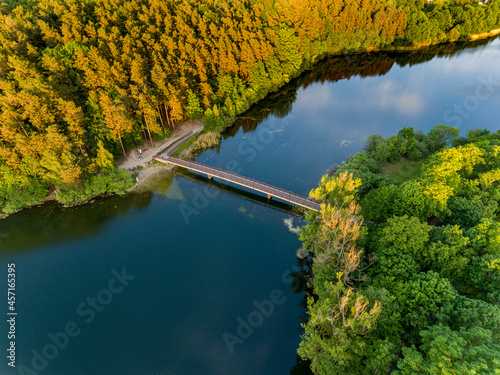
(154, 155), (321, 211)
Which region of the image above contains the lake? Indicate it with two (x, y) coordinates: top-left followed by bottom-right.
(1, 37), (499, 375)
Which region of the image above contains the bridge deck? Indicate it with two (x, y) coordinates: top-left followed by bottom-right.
(154, 156), (321, 211)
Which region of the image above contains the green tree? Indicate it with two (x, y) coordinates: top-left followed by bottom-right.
(466, 218), (500, 256)
(393, 180), (431, 221)
(395, 324), (500, 375)
(361, 184), (399, 222)
(94, 140), (115, 173)
(376, 215), (431, 258)
(423, 225), (471, 280)
(397, 271), (456, 336)
(298, 274), (381, 375)
(445, 196), (484, 229)
(426, 124), (460, 152)
(467, 255), (500, 304)
(186, 90), (203, 120)
(373, 246), (420, 280)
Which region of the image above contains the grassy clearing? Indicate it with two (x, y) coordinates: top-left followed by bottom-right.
(380, 157), (424, 183)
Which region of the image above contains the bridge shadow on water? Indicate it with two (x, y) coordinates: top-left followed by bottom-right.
(173, 166), (308, 218)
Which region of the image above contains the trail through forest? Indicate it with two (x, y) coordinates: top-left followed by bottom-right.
(118, 119), (203, 188)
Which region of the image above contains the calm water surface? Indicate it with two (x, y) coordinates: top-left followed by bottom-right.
(1, 38), (499, 375)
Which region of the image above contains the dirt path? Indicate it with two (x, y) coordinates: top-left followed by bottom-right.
(116, 119), (203, 170)
(116, 119), (204, 189)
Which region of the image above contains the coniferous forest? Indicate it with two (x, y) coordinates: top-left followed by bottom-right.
(1, 0), (500, 214)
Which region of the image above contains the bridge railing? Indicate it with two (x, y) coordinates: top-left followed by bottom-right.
(158, 156), (321, 210)
(169, 157), (308, 197)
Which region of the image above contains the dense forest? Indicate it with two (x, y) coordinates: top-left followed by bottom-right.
(1, 0), (500, 214)
(298, 126), (500, 374)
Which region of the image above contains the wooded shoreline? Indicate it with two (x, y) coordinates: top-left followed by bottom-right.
(298, 126), (500, 374)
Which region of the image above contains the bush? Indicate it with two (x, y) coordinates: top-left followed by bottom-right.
(445, 196), (484, 229)
(361, 184), (399, 222)
(203, 107), (234, 132)
(185, 132), (222, 159)
(336, 150), (396, 195)
(56, 169), (134, 204)
(0, 179), (49, 214)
